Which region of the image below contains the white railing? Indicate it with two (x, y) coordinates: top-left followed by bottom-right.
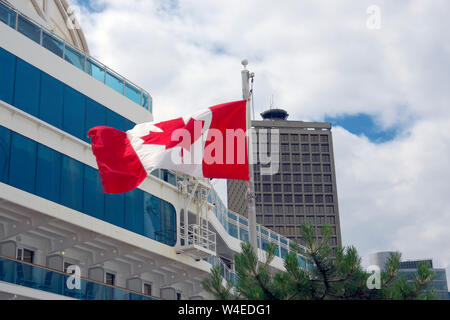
(180, 224), (216, 254)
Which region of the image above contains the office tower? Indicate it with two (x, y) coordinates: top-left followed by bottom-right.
(228, 108), (342, 251)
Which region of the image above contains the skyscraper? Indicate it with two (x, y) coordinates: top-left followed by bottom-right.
(228, 108), (342, 252)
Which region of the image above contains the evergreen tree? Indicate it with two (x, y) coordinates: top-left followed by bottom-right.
(202, 223), (435, 300)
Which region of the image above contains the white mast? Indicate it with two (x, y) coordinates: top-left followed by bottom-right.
(241, 59), (258, 258)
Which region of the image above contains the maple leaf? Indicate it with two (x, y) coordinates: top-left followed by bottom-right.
(140, 117), (205, 152)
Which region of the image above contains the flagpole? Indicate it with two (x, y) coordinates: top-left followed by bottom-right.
(241, 59), (258, 259)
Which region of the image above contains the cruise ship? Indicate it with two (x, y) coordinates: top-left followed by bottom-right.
(0, 0), (310, 300)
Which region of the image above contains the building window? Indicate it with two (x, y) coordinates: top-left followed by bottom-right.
(304, 184), (313, 193)
(302, 154), (310, 162)
(312, 164), (321, 172)
(273, 184), (281, 192)
(314, 184), (323, 193)
(290, 134), (299, 142)
(320, 135), (328, 143)
(323, 175), (332, 183)
(283, 184), (292, 193)
(105, 272), (116, 286)
(315, 195), (323, 203)
(305, 195), (313, 203)
(322, 154), (330, 162)
(321, 144), (329, 152)
(274, 195), (282, 203)
(294, 194), (303, 203)
(301, 144), (309, 152)
(310, 135), (319, 142)
(325, 184), (333, 193)
(312, 154), (320, 162)
(325, 195), (334, 203)
(294, 184), (302, 192)
(284, 194), (292, 203)
(303, 174), (312, 182)
(292, 164), (301, 172)
(17, 248), (34, 264)
(323, 164), (331, 172)
(291, 144), (299, 152)
(295, 206), (304, 214)
(311, 144), (319, 152)
(177, 292), (182, 300)
(302, 164), (311, 172)
(263, 194), (272, 202)
(293, 174), (302, 182)
(301, 134), (309, 142)
(292, 154), (300, 162)
(264, 205), (273, 213)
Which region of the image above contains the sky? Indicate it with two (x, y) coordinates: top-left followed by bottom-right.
(69, 0), (450, 289)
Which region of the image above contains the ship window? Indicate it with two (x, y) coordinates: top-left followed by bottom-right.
(125, 82), (141, 105)
(60, 155), (83, 212)
(63, 86), (86, 141)
(85, 98), (107, 142)
(0, 126), (10, 183)
(36, 144), (61, 203)
(144, 283), (152, 296)
(14, 58), (40, 117)
(83, 166), (105, 220)
(105, 193), (125, 228)
(40, 72), (64, 128)
(125, 188), (144, 235)
(17, 248), (34, 264)
(42, 32), (64, 57)
(9, 133), (36, 193)
(0, 48), (16, 105)
(106, 109), (125, 132)
(105, 272), (116, 286)
(0, 2), (16, 28)
(86, 58), (105, 83)
(64, 45), (85, 71)
(106, 71), (124, 94)
(17, 15), (41, 44)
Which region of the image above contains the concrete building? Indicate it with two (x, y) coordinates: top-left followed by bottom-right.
(228, 108), (342, 252)
(369, 252), (449, 300)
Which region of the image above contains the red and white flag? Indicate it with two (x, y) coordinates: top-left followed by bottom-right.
(88, 100), (249, 193)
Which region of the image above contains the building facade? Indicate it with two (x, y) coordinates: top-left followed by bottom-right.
(228, 108), (342, 252)
(369, 252), (449, 300)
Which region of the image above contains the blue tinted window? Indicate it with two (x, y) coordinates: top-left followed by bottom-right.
(106, 110), (124, 131)
(40, 73), (63, 128)
(0, 48), (16, 105)
(35, 144), (61, 202)
(60, 156), (83, 212)
(85, 98), (106, 143)
(9, 133), (36, 193)
(125, 189), (143, 235)
(0, 2), (17, 28)
(228, 222), (238, 238)
(239, 228), (249, 242)
(125, 82), (141, 105)
(124, 119), (136, 132)
(14, 58), (40, 117)
(281, 247), (288, 259)
(86, 59), (104, 83)
(83, 166), (104, 220)
(143, 193), (160, 240)
(159, 201), (176, 245)
(105, 193), (125, 228)
(17, 15), (41, 44)
(106, 71), (123, 94)
(64, 46), (85, 71)
(0, 126), (11, 183)
(142, 93), (150, 111)
(42, 32), (64, 57)
(63, 86), (85, 140)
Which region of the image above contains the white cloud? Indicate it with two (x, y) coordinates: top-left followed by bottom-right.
(72, 0), (450, 289)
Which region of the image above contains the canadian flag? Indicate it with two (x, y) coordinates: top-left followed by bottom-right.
(88, 100), (249, 193)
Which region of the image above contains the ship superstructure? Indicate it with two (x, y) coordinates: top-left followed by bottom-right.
(0, 0), (309, 300)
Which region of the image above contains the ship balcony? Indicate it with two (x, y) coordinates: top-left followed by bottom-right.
(0, 254), (156, 300)
(177, 224), (216, 261)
